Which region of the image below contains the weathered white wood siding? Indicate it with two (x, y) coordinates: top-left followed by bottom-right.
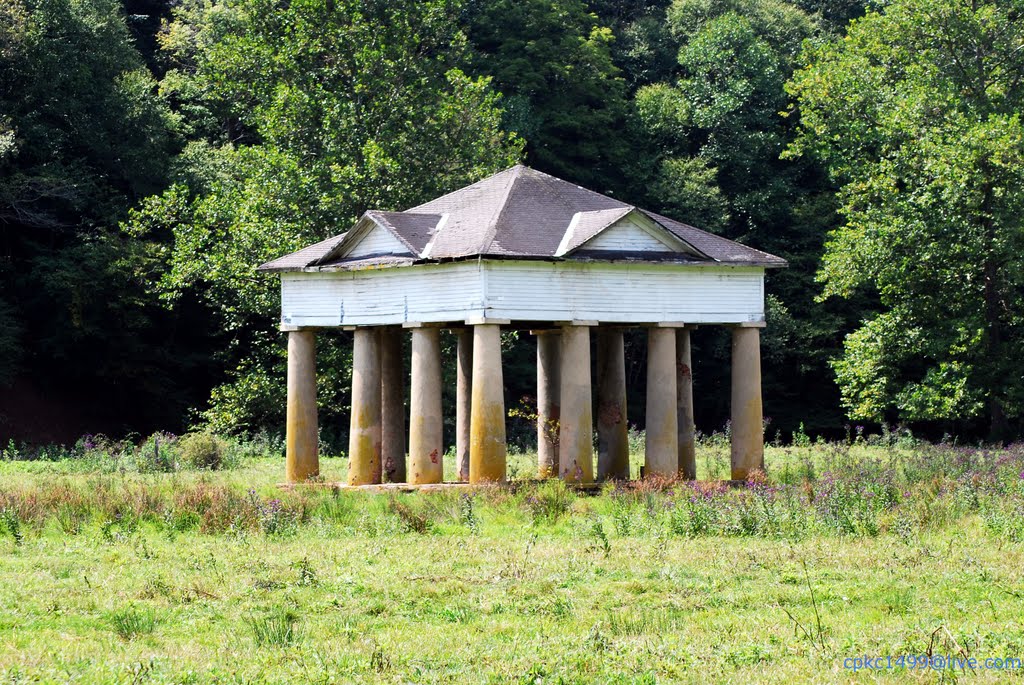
(281, 262), (484, 327)
(581, 216), (673, 252)
(483, 261), (764, 323)
(280, 260), (765, 327)
(346, 223), (410, 258)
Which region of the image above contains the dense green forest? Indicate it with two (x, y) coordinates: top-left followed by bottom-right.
(1, 0), (1021, 446)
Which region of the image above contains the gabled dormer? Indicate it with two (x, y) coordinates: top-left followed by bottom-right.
(555, 207), (712, 261)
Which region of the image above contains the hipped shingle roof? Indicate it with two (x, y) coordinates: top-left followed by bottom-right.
(258, 165), (787, 272)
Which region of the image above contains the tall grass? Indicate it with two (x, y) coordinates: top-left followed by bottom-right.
(0, 439), (1021, 545)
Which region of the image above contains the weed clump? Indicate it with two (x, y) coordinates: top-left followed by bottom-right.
(178, 432), (227, 470)
(0, 507), (23, 545)
(521, 480), (575, 525)
(388, 496), (431, 534)
(108, 606), (157, 640)
(247, 608), (301, 647)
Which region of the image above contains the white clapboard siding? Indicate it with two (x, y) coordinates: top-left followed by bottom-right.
(482, 261), (764, 323)
(580, 215), (675, 252)
(281, 259), (764, 326)
(281, 262), (485, 327)
(346, 223), (411, 258)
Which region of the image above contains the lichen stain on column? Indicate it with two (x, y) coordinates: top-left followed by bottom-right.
(644, 327), (678, 477)
(676, 327), (697, 480)
(596, 327), (629, 481)
(285, 329), (319, 483)
(348, 328), (382, 486)
(536, 330), (561, 479)
(559, 325), (594, 484)
(409, 327), (443, 485)
(730, 326), (764, 481)
(469, 324), (506, 483)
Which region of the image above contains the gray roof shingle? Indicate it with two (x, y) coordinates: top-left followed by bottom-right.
(258, 165), (788, 272)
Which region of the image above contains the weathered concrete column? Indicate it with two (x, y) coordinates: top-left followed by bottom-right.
(535, 330), (561, 478)
(596, 328), (629, 480)
(558, 325), (594, 483)
(348, 327), (382, 485)
(469, 323), (506, 483)
(730, 325), (764, 480)
(456, 328), (472, 482)
(380, 326), (406, 483)
(645, 327), (678, 477)
(676, 327), (697, 480)
(409, 327), (443, 484)
(285, 330), (319, 482)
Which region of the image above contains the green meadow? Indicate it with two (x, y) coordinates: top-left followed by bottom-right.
(1, 437), (1023, 684)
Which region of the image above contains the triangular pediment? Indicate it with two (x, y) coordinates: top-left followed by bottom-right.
(312, 211), (444, 265)
(556, 208), (710, 260)
(345, 220), (410, 258)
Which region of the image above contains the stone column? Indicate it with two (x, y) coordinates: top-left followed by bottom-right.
(469, 323), (506, 483)
(456, 328), (472, 482)
(380, 326), (406, 483)
(409, 327), (443, 484)
(285, 329), (319, 482)
(676, 327), (697, 480)
(730, 325), (764, 480)
(558, 325), (594, 483)
(645, 327), (678, 477)
(596, 327), (629, 480)
(536, 330), (561, 478)
(348, 327), (382, 485)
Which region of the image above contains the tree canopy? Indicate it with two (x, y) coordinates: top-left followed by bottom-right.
(787, 0), (1024, 438)
(1, 0), (1021, 445)
(127, 0), (522, 431)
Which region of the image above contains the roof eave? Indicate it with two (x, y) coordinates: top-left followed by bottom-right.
(258, 254), (787, 271)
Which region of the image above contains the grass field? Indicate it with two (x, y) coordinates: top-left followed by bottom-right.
(1, 436), (1023, 683)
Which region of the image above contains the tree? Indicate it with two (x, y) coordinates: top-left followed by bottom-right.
(128, 0), (522, 434)
(464, 0), (630, 193)
(787, 0), (1024, 439)
(634, 0), (815, 234)
(0, 0), (193, 440)
(628, 0), (858, 436)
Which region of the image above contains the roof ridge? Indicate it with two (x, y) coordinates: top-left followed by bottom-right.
(406, 164), (524, 213)
(477, 164), (525, 254)
(524, 166), (629, 208)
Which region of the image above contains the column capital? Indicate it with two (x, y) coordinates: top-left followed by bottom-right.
(556, 320), (599, 327)
(729, 320), (767, 328)
(465, 317), (512, 326)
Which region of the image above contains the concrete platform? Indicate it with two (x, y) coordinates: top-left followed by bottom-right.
(277, 478), (750, 493)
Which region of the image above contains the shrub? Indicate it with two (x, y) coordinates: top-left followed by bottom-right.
(178, 432), (227, 470)
(0, 507), (23, 545)
(135, 432), (179, 472)
(521, 480), (575, 524)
